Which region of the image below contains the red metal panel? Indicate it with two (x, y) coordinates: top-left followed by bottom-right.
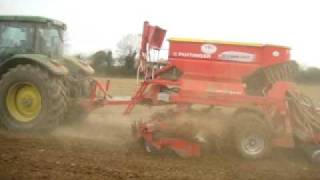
(168, 40), (290, 82)
(169, 41), (263, 62)
(171, 58), (260, 81)
(140, 21), (166, 52)
(178, 79), (245, 99)
(169, 40), (290, 65)
(262, 45), (291, 66)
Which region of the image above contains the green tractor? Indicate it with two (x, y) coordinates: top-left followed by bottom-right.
(0, 16), (94, 131)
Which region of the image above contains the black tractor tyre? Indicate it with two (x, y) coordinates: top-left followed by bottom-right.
(62, 75), (94, 124)
(0, 64), (66, 131)
(233, 113), (272, 160)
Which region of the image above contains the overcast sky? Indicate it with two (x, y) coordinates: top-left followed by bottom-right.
(1, 0), (320, 67)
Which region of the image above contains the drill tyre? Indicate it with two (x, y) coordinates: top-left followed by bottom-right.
(233, 113), (272, 160)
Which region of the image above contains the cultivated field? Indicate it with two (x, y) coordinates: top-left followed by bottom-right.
(0, 77), (320, 180)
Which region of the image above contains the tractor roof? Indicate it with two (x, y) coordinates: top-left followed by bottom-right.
(0, 15), (66, 29)
(169, 37), (289, 49)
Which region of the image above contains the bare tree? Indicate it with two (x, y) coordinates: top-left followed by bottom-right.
(116, 33), (141, 57)
(116, 34), (141, 74)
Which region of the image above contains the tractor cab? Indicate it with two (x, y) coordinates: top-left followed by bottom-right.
(0, 16), (66, 60)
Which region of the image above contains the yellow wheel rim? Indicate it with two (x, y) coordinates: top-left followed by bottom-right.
(6, 83), (42, 122)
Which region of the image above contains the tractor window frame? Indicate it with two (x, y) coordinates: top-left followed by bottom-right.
(35, 23), (64, 58)
(0, 21), (36, 53)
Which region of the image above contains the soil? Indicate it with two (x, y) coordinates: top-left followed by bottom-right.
(1, 106), (320, 180)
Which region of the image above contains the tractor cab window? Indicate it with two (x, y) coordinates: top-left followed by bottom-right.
(37, 26), (63, 58)
(0, 23), (34, 55)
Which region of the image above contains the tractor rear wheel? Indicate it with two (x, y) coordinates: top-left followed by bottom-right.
(0, 64), (66, 131)
(233, 113), (272, 159)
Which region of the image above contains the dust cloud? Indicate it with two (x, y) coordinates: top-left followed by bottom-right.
(52, 107), (132, 146)
(50, 103), (233, 154)
(51, 105), (171, 147)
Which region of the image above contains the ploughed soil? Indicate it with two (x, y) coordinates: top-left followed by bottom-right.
(1, 106), (320, 180)
(1, 78), (320, 180)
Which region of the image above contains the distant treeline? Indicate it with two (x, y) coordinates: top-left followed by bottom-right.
(296, 67), (320, 84)
(89, 50), (137, 77)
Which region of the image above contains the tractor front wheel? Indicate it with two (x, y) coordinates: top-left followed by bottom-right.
(0, 64), (66, 131)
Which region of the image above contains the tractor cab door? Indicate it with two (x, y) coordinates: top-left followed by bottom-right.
(35, 24), (64, 59)
(0, 22), (35, 60)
